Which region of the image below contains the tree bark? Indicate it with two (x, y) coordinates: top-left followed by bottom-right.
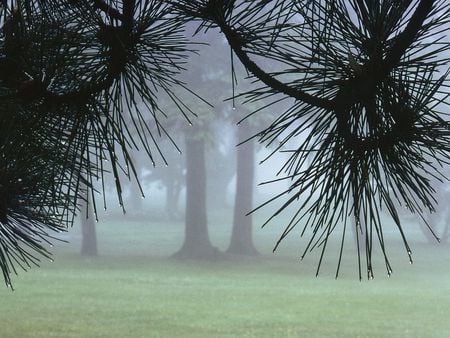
(80, 191), (98, 256)
(173, 136), (218, 259)
(227, 121), (258, 255)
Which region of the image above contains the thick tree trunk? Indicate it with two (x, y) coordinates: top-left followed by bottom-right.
(227, 121), (258, 255)
(80, 191), (98, 256)
(173, 136), (218, 259)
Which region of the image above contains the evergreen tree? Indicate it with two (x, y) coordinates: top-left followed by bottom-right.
(173, 0), (450, 279)
(0, 1), (193, 287)
(1, 0), (450, 286)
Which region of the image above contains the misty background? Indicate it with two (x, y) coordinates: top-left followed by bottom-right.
(3, 12), (450, 338)
(74, 28), (450, 259)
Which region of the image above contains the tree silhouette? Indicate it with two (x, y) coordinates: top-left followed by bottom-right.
(227, 116), (259, 256)
(1, 0), (450, 286)
(0, 1), (193, 287)
(173, 0), (450, 279)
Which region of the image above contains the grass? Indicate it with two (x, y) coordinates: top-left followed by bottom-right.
(1, 210), (450, 337)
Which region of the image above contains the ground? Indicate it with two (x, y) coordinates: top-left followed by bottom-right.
(1, 211), (450, 337)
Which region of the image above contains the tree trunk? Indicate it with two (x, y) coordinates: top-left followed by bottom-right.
(227, 121), (258, 255)
(207, 144), (235, 209)
(164, 176), (182, 221)
(128, 180), (143, 216)
(173, 136), (218, 259)
(80, 190), (98, 256)
(421, 211), (450, 245)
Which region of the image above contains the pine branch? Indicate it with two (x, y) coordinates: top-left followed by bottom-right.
(220, 22), (333, 111)
(383, 0), (434, 74)
(92, 0), (124, 20)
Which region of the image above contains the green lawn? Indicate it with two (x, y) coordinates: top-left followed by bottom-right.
(1, 213), (450, 337)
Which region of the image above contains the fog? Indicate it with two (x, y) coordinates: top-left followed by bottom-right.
(77, 27), (450, 267)
(3, 4), (450, 338)
(26, 26), (449, 337)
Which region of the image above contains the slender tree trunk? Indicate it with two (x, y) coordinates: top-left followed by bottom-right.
(227, 121), (258, 255)
(126, 152), (144, 217)
(173, 136), (218, 259)
(351, 216), (366, 252)
(419, 183), (450, 244)
(80, 190), (98, 256)
(128, 180), (143, 216)
(421, 211), (450, 245)
(165, 179), (177, 221)
(164, 178), (182, 221)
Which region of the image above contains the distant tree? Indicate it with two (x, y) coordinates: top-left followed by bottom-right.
(227, 116), (259, 255)
(174, 28), (233, 259)
(173, 0), (450, 279)
(421, 177), (450, 245)
(2, 1), (450, 286)
(79, 187), (98, 256)
(207, 119), (236, 210)
(174, 123), (219, 258)
(147, 152), (185, 221)
(226, 99), (289, 255)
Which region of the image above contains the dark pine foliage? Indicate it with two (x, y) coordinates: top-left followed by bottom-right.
(0, 0), (193, 288)
(172, 0), (450, 279)
(1, 0), (450, 286)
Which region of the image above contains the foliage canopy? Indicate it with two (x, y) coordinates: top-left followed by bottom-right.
(1, 0), (450, 286)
